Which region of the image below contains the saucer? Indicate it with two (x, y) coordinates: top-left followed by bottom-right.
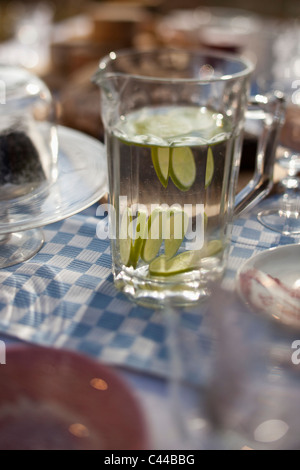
(0, 125), (108, 235)
(237, 245), (300, 330)
(0, 345), (149, 450)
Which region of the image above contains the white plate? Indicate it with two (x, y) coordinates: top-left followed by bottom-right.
(237, 245), (300, 330)
(0, 126), (107, 235)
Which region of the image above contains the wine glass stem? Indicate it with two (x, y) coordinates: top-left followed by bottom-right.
(164, 305), (191, 446)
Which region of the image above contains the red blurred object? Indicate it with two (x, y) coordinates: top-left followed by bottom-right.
(0, 345), (149, 450)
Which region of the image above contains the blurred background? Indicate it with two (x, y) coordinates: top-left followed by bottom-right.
(0, 0), (298, 143)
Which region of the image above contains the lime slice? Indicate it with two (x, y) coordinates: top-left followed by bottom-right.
(170, 146), (196, 192)
(204, 239), (223, 257)
(149, 239), (223, 276)
(151, 147), (170, 188)
(141, 208), (163, 263)
(129, 210), (147, 268)
(164, 209), (188, 259)
(132, 107), (216, 140)
(134, 111), (193, 139)
(205, 147), (214, 188)
(149, 251), (200, 277)
(119, 208), (133, 266)
(120, 208), (148, 268)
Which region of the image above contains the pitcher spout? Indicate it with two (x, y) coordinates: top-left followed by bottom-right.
(91, 62), (109, 90)
(92, 51), (121, 88)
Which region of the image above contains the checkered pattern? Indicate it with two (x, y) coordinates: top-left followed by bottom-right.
(0, 200), (299, 380)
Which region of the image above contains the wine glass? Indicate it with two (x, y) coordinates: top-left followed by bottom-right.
(163, 300), (215, 449)
(257, 21), (300, 235)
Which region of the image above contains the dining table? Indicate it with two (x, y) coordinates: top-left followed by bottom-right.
(0, 0), (299, 451)
(0, 167), (299, 450)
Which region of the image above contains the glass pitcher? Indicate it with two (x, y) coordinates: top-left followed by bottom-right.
(93, 49), (285, 308)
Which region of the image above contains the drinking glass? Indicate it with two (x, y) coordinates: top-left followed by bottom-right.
(257, 22), (300, 235)
(204, 288), (300, 450)
(93, 49), (284, 309)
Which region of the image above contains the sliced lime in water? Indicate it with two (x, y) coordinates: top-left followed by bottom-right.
(170, 146), (196, 192)
(141, 208), (163, 263)
(151, 147), (170, 188)
(134, 111), (193, 139)
(149, 251), (200, 277)
(204, 239), (223, 258)
(129, 210), (147, 268)
(164, 209), (188, 259)
(120, 208), (148, 268)
(205, 147), (214, 188)
(119, 207), (133, 266)
(133, 107), (216, 140)
(149, 239), (223, 276)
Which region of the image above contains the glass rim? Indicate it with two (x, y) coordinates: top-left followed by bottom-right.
(95, 47), (255, 84)
(0, 64), (49, 97)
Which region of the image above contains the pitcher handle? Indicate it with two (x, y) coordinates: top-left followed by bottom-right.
(234, 90), (286, 216)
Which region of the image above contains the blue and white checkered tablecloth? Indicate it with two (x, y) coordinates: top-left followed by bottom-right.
(0, 199), (299, 380)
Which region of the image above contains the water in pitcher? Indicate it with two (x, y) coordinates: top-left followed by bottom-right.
(105, 104), (238, 306)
